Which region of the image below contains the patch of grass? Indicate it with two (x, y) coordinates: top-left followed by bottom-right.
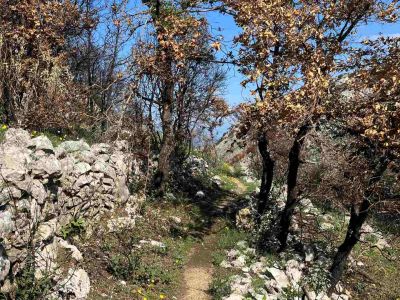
(217, 226), (248, 250)
(209, 274), (232, 300)
(244, 180), (259, 194)
(214, 162), (235, 177)
(212, 251), (226, 266)
(251, 276), (265, 292)
(218, 174), (239, 191)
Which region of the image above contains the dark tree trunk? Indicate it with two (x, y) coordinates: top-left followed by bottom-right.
(329, 156), (389, 291)
(2, 83), (15, 124)
(153, 87), (174, 193)
(256, 133), (275, 225)
(153, 51), (174, 193)
(149, 0), (175, 194)
(277, 123), (311, 251)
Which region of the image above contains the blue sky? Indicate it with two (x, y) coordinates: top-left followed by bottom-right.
(206, 12), (400, 136)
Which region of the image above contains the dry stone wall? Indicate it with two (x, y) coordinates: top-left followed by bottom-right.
(0, 128), (141, 298)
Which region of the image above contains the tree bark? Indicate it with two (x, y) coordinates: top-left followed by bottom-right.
(329, 156), (389, 291)
(277, 123), (311, 251)
(153, 78), (174, 193)
(2, 83), (15, 124)
(256, 133), (275, 225)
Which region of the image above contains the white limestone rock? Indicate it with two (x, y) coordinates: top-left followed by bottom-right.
(57, 268), (90, 300)
(29, 135), (54, 153)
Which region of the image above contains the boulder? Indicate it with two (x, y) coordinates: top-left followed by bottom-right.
(92, 160), (116, 179)
(107, 217), (136, 232)
(114, 140), (128, 152)
(30, 180), (48, 204)
(196, 190), (205, 198)
(0, 211), (14, 237)
(74, 151), (96, 164)
(0, 187), (22, 206)
(236, 208), (253, 230)
(138, 240), (166, 249)
(320, 223), (334, 230)
(0, 245), (10, 282)
(30, 155), (61, 177)
(29, 136), (54, 153)
(3, 129), (31, 148)
(59, 141), (90, 153)
(229, 274), (252, 296)
(59, 156), (76, 175)
(0, 146), (30, 182)
(231, 255), (247, 268)
(56, 238), (83, 261)
(212, 175), (223, 187)
(57, 268), (90, 300)
(91, 143), (111, 155)
(266, 267), (290, 290)
(73, 162), (91, 176)
(36, 219), (57, 241)
(35, 242), (59, 279)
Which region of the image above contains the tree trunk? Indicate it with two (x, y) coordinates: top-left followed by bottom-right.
(151, 0), (175, 195)
(256, 133), (275, 225)
(277, 123), (310, 251)
(2, 83), (15, 124)
(154, 93), (174, 193)
(329, 201), (369, 290)
(329, 156), (389, 291)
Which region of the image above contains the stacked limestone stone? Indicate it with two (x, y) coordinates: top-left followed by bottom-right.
(0, 128), (140, 298)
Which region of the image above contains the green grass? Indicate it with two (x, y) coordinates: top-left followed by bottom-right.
(244, 180), (259, 193)
(217, 226), (249, 250)
(212, 251), (226, 266)
(251, 276), (266, 292)
(209, 274), (232, 300)
(218, 174), (240, 191)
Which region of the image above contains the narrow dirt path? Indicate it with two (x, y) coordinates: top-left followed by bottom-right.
(177, 221), (223, 300)
(176, 179), (245, 300)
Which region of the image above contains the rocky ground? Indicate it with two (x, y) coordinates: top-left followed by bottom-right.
(210, 186), (399, 300)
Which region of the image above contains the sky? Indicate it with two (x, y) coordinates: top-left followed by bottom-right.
(206, 12), (400, 137)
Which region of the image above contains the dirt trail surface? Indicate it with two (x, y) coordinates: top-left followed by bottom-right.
(177, 222), (222, 300)
(229, 177), (247, 194)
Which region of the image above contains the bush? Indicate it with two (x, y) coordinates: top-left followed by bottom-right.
(108, 253), (141, 280)
(209, 276), (232, 300)
(60, 218), (85, 240)
(14, 254), (53, 300)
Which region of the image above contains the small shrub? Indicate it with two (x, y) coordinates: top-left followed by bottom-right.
(212, 251), (225, 266)
(136, 264), (173, 284)
(60, 218), (85, 240)
(209, 276), (232, 300)
(108, 253), (141, 280)
(15, 254), (53, 300)
(251, 276), (266, 292)
(281, 285), (303, 300)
